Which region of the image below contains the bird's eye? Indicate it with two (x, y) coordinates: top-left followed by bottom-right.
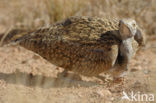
(132, 23), (136, 27)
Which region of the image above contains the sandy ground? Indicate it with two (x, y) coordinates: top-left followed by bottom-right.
(0, 36), (155, 103)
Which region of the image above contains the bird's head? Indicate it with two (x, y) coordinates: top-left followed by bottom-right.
(119, 19), (137, 40)
(119, 18), (146, 46)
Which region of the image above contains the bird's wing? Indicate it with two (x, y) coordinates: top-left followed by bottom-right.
(14, 16), (120, 47)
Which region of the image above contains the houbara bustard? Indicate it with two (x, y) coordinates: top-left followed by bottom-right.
(0, 16), (145, 80)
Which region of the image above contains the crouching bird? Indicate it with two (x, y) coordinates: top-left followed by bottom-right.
(0, 16), (145, 80)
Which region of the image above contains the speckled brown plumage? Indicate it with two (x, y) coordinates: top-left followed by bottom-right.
(1, 16), (145, 77)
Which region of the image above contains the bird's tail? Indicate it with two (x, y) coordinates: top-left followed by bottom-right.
(0, 28), (32, 47)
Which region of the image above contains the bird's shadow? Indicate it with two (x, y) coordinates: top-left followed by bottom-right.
(0, 71), (99, 89)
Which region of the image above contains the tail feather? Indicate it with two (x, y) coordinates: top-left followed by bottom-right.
(0, 28), (33, 47)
